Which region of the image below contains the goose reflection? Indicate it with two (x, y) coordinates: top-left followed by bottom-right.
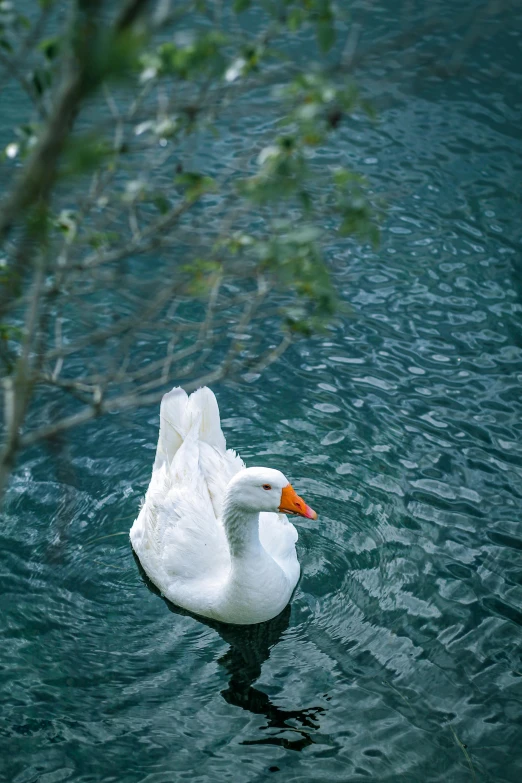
(135, 554), (324, 750)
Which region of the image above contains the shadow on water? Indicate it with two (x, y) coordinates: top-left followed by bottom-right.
(133, 552), (325, 751)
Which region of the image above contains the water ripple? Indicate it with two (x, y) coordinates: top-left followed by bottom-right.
(2, 4), (522, 781)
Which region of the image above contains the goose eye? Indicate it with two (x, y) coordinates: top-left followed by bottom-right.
(262, 484), (272, 491)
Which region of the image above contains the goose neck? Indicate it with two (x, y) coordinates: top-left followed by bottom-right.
(222, 497), (262, 560)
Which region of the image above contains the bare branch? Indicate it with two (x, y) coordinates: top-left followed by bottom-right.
(17, 368), (226, 449)
(0, 257), (46, 497)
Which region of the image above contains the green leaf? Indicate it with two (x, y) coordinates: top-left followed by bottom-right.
(63, 135), (112, 175)
(31, 67), (52, 96)
(88, 231), (120, 249)
(367, 223), (380, 249)
(287, 9), (304, 32)
(181, 258), (222, 296)
(317, 18), (336, 53)
(233, 0), (251, 12)
(155, 31), (227, 81)
(153, 195), (170, 214)
(360, 98), (377, 121)
(334, 168), (364, 188)
(39, 36), (60, 60)
(175, 172), (216, 202)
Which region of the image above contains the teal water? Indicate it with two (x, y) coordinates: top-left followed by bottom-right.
(2, 4), (522, 782)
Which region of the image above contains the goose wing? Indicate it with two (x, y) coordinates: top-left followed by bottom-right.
(131, 388), (233, 586)
(184, 387), (245, 520)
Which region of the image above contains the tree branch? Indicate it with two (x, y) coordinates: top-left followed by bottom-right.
(0, 0), (153, 243)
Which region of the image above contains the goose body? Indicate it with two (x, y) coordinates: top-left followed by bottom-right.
(130, 387), (316, 625)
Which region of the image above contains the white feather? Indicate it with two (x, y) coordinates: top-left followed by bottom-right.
(130, 386), (306, 624)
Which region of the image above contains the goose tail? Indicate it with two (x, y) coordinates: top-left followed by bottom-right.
(153, 386), (189, 471)
(185, 386), (227, 452)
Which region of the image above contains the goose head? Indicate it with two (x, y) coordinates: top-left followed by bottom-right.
(226, 467), (317, 519)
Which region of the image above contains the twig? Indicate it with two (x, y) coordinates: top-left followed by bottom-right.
(18, 368), (225, 449)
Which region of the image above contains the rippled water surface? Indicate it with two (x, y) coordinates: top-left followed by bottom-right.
(2, 4), (522, 782)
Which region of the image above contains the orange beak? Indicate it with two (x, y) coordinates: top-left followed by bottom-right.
(279, 484), (317, 520)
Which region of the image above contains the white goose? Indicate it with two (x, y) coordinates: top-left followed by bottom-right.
(130, 386), (317, 625)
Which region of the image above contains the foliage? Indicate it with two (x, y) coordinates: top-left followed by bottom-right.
(0, 0), (382, 496)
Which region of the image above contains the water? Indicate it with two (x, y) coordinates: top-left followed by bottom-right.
(2, 3), (522, 782)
